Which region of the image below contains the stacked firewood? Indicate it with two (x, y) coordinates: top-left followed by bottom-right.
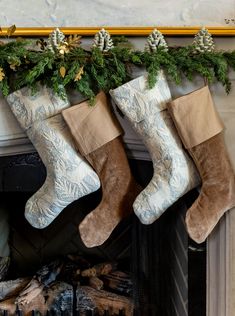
(0, 256), (134, 316)
(0, 309), (127, 315)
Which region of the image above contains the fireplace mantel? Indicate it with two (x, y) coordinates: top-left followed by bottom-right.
(0, 78), (235, 316)
(0, 92), (151, 160)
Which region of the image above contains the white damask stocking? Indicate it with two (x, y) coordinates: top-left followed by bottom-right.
(6, 85), (100, 228)
(110, 72), (200, 224)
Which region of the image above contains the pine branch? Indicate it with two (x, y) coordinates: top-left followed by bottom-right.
(0, 33), (234, 100)
(0, 78), (9, 96)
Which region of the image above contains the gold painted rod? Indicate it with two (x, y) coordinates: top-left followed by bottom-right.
(1, 26), (235, 37)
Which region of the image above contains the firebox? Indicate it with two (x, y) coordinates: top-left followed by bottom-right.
(0, 89), (206, 315)
(0, 152), (205, 316)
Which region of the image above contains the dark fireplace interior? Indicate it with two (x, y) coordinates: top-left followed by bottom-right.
(0, 153), (206, 316)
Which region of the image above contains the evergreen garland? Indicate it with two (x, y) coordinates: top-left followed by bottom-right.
(0, 27), (235, 101)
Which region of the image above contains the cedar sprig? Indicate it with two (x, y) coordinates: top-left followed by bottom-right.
(0, 78), (9, 96)
(223, 51), (235, 71)
(141, 48), (180, 88)
(170, 46), (215, 82)
(203, 51), (230, 93)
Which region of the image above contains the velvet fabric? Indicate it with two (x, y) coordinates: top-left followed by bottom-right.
(62, 92), (140, 248)
(168, 87), (235, 243)
(186, 134), (235, 243)
(62, 91), (122, 156)
(80, 136), (140, 247)
(167, 86), (224, 149)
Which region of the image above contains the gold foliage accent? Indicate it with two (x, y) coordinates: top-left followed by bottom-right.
(9, 63), (18, 71)
(66, 34), (81, 49)
(58, 43), (70, 55)
(74, 66), (84, 81)
(59, 66), (66, 78)
(0, 68), (5, 81)
(7, 25), (16, 37)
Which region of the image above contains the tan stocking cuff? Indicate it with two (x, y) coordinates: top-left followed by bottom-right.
(167, 86), (224, 149)
(62, 91), (123, 155)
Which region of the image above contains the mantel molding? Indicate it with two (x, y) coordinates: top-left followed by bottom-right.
(207, 209), (235, 316)
(0, 96), (151, 160)
(0, 136), (151, 161)
(1, 26), (235, 37)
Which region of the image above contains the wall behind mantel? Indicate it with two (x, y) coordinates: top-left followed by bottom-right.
(0, 0), (234, 27)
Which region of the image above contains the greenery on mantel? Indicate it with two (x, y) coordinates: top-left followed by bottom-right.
(0, 26), (235, 102)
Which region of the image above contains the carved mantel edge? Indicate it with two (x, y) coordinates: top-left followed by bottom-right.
(1, 27), (235, 37)
(207, 210), (234, 316)
(0, 136), (151, 161)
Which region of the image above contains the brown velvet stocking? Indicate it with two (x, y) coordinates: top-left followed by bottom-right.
(79, 136), (140, 247)
(185, 133), (235, 243)
(167, 86), (235, 243)
(62, 91), (140, 247)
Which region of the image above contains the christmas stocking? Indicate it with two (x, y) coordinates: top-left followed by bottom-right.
(6, 85), (100, 229)
(167, 86), (235, 243)
(62, 91), (140, 247)
(110, 71), (200, 225)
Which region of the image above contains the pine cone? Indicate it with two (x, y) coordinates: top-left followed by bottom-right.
(146, 29), (168, 52)
(47, 28), (66, 53)
(93, 28), (114, 52)
(193, 27), (215, 53)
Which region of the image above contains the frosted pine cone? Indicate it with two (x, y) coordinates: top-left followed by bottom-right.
(193, 27), (215, 53)
(93, 28), (114, 52)
(145, 29), (168, 52)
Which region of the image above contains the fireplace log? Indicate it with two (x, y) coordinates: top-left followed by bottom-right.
(76, 286), (134, 316)
(0, 281), (73, 316)
(7, 260), (64, 307)
(0, 278), (31, 301)
(102, 271), (133, 296)
(81, 263), (117, 278)
(15, 279), (44, 306)
(33, 260), (64, 287)
(88, 277), (104, 291)
(0, 257), (133, 315)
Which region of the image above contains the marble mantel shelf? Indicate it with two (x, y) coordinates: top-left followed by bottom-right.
(0, 93), (151, 160)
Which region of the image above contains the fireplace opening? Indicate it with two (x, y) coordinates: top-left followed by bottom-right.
(0, 154), (206, 315)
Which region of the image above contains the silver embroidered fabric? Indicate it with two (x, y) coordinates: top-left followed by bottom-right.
(6, 85), (100, 228)
(110, 72), (200, 224)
